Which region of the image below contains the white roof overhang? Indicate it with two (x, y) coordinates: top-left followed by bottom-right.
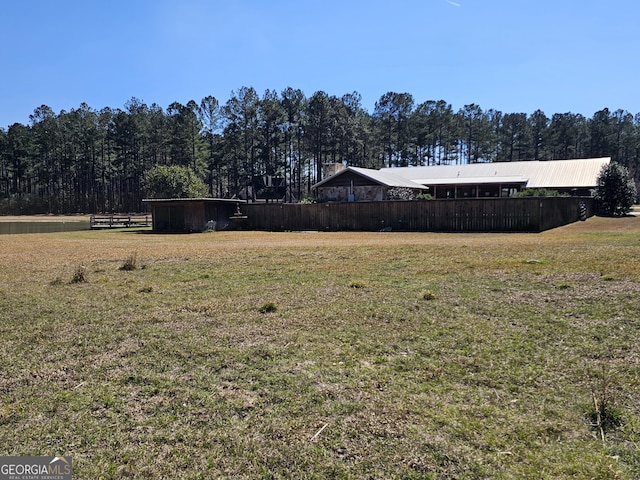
(414, 176), (529, 186)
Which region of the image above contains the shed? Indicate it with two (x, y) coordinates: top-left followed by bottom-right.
(142, 198), (247, 233)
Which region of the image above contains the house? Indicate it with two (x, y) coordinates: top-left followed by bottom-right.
(380, 157), (610, 199)
(312, 166), (428, 202)
(143, 157), (609, 233)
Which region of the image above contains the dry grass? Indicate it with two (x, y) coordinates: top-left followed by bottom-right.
(0, 215), (639, 479)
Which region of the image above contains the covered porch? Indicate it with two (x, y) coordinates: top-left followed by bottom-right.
(426, 176), (528, 199)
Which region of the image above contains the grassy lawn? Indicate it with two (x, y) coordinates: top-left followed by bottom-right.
(1, 216), (639, 479)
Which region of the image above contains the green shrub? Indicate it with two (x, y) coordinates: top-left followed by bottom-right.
(511, 188), (566, 197)
(595, 162), (637, 216)
(415, 193), (434, 200)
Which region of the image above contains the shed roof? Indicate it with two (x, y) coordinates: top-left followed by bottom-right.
(381, 157), (610, 189)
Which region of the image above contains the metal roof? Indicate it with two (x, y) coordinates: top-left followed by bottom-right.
(142, 198), (246, 203)
(381, 157), (610, 189)
(413, 176), (529, 186)
(313, 166), (428, 189)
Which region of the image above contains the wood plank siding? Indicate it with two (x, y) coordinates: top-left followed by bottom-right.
(242, 197), (594, 233)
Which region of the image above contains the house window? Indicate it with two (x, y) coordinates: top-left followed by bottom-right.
(501, 187), (518, 197)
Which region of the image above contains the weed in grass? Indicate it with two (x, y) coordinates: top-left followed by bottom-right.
(258, 301), (278, 313)
(349, 280), (367, 289)
(421, 290), (436, 301)
(138, 286), (153, 293)
(70, 265), (87, 284)
(556, 282), (573, 289)
(602, 274), (615, 281)
(119, 251), (138, 271)
(586, 365), (624, 443)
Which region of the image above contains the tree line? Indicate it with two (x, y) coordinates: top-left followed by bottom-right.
(1, 87), (639, 214)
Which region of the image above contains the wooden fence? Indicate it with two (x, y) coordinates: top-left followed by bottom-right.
(242, 197), (594, 233)
(90, 214), (152, 229)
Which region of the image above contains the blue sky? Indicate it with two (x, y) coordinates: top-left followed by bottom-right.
(2, 0), (639, 129)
